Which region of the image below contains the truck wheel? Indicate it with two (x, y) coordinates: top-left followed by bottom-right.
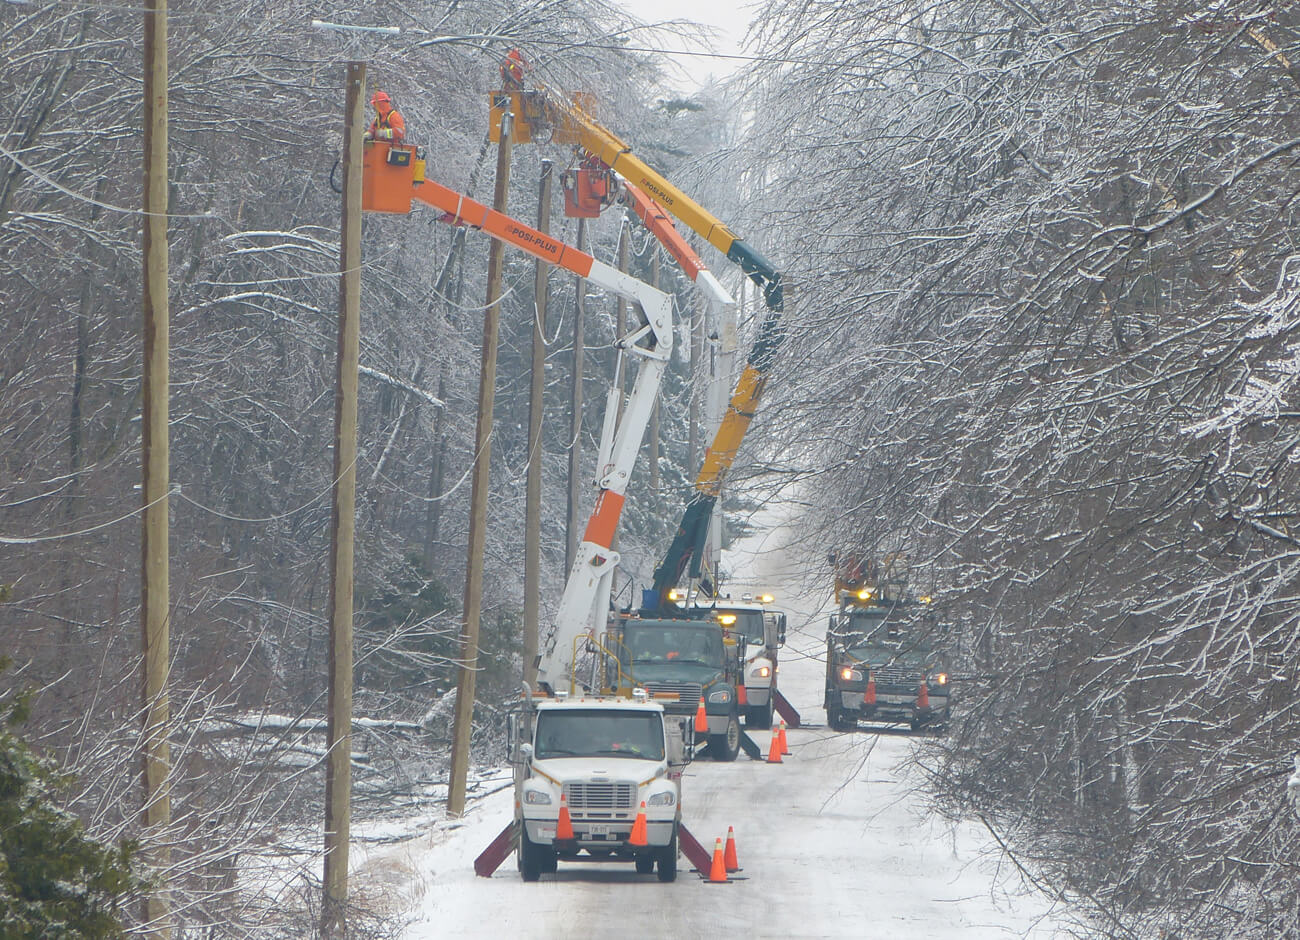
(827, 703), (844, 732)
(518, 828), (552, 882)
(656, 828), (678, 882)
(635, 854), (655, 874)
(709, 711), (741, 762)
(746, 697), (773, 730)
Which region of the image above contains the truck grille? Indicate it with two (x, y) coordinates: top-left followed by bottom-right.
(641, 681), (702, 712)
(564, 781), (636, 810)
(873, 665), (920, 687)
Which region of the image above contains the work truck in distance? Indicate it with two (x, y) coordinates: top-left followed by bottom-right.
(686, 594), (786, 729)
(606, 614), (744, 761)
(824, 594), (951, 733)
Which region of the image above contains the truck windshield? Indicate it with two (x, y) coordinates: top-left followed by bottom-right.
(622, 624), (724, 667)
(712, 609), (765, 644)
(534, 709), (665, 761)
(842, 610), (932, 660)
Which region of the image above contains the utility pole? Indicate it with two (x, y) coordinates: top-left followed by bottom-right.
(449, 109), (513, 818)
(565, 218), (587, 574)
(140, 0), (171, 935)
(322, 61), (365, 938)
(523, 160), (552, 688)
(649, 249), (660, 501)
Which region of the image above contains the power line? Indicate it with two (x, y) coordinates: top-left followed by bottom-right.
(9, 1), (856, 73)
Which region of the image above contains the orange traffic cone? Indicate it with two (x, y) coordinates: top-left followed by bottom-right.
(766, 725), (783, 763)
(917, 678), (930, 710)
(709, 837), (727, 882)
(557, 793), (574, 841)
(863, 674), (877, 706)
(778, 719), (790, 756)
(695, 698), (708, 734)
(737, 684), (748, 706)
(723, 825), (739, 872)
(629, 801), (648, 847)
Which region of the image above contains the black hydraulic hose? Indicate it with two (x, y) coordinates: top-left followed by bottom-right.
(329, 158), (343, 194)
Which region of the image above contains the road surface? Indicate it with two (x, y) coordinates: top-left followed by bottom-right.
(363, 503), (1077, 938)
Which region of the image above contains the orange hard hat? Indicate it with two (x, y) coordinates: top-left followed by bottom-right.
(371, 91), (391, 107)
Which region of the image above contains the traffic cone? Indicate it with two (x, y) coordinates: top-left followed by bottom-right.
(629, 801), (648, 847)
(778, 719), (790, 756)
(709, 837), (727, 882)
(737, 684), (748, 706)
(863, 674), (877, 706)
(723, 825), (739, 872)
(557, 793), (574, 841)
(917, 678), (930, 710)
(695, 698), (708, 734)
(766, 725), (783, 763)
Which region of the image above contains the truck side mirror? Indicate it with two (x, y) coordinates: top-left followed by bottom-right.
(777, 613), (787, 646)
(666, 716), (693, 768)
(519, 742), (534, 763)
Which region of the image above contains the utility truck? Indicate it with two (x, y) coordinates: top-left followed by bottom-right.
(686, 593), (787, 729)
(823, 556), (950, 733)
(360, 133), (685, 879)
(824, 597), (950, 732)
(512, 690), (690, 881)
(605, 613), (743, 761)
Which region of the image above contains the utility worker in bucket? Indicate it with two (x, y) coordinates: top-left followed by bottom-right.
(366, 90), (405, 142)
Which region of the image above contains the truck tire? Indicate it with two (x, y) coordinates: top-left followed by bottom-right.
(709, 711), (741, 762)
(518, 828), (552, 882)
(656, 828), (678, 882)
(635, 854), (655, 874)
(746, 697), (773, 730)
(827, 703), (845, 732)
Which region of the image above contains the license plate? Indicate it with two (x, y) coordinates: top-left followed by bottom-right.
(586, 825), (609, 837)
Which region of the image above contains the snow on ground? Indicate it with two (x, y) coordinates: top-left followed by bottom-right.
(356, 495), (1083, 938)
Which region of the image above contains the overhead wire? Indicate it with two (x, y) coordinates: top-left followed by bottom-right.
(4, 0), (868, 74)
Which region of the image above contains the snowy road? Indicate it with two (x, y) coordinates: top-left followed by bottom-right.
(371, 505), (1076, 938)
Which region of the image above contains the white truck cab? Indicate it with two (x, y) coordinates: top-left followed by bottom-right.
(510, 692), (691, 881)
(688, 594), (787, 729)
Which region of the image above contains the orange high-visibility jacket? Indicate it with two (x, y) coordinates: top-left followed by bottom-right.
(368, 108), (406, 142)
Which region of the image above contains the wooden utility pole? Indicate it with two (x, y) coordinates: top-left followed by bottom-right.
(524, 161), (553, 688)
(140, 1), (171, 936)
(564, 218), (587, 573)
(322, 61), (365, 937)
(649, 250), (660, 500)
(449, 110), (513, 818)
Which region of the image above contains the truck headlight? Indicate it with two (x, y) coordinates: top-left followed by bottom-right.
(707, 688), (732, 704)
(752, 665), (771, 679)
(524, 790), (552, 805)
(647, 791), (675, 807)
(840, 667), (862, 682)
(935, 673), (948, 685)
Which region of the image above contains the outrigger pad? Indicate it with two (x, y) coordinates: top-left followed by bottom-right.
(474, 821), (519, 877)
(677, 823), (714, 876)
(738, 730), (763, 761)
(774, 689), (802, 728)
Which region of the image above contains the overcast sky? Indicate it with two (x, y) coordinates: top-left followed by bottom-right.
(619, 0), (758, 90)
